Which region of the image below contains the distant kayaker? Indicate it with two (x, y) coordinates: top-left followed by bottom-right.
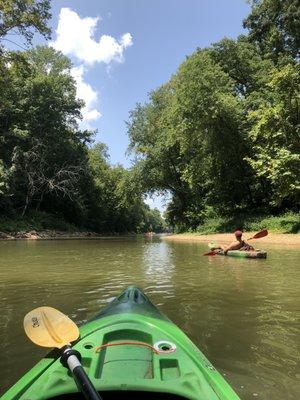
(211, 230), (254, 255)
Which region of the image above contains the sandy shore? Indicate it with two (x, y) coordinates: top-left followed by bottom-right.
(163, 233), (300, 246)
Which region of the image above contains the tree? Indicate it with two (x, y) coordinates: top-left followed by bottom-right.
(128, 83), (194, 229)
(88, 143), (157, 233)
(0, 0), (51, 46)
(0, 43), (156, 233)
(209, 36), (273, 97)
(245, 63), (300, 208)
(12, 142), (84, 216)
(139, 207), (166, 233)
(0, 46), (93, 220)
(171, 50), (253, 212)
(128, 50), (254, 230)
(243, 0), (300, 61)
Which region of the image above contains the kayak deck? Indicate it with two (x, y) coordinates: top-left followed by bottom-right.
(2, 286), (241, 400)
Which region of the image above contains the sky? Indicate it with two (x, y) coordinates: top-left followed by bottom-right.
(11, 0), (252, 210)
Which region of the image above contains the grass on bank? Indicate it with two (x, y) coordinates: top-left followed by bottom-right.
(0, 211), (78, 233)
(190, 213), (300, 234)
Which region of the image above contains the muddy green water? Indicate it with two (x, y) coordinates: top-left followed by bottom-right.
(0, 237), (299, 399)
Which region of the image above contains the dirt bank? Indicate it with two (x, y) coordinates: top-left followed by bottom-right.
(163, 233), (300, 246)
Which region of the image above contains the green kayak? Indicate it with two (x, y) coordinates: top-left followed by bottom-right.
(214, 249), (267, 258)
(2, 286), (241, 400)
(208, 242), (267, 258)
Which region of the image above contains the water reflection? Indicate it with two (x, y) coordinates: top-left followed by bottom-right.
(0, 237), (299, 399)
(143, 240), (175, 304)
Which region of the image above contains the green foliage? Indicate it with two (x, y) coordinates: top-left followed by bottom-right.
(0, 159), (9, 195)
(128, 82), (193, 228)
(0, 3), (162, 235)
(244, 0), (300, 61)
(0, 46), (92, 218)
(0, 44), (162, 234)
(87, 144), (166, 233)
(0, 211), (77, 232)
(128, 2), (299, 231)
(128, 49), (256, 230)
(193, 213), (300, 234)
(138, 207), (167, 233)
(1, 1), (298, 235)
(209, 36), (273, 96)
(0, 0), (51, 45)
(245, 63), (300, 207)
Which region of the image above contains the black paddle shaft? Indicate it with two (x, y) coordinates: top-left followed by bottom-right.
(61, 347), (103, 400)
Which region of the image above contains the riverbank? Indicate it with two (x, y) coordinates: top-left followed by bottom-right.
(0, 212), (101, 239)
(0, 229), (102, 240)
(163, 232), (300, 245)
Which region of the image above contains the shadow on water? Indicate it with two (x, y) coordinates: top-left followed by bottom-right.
(0, 237), (299, 399)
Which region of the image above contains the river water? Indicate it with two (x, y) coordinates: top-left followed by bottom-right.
(0, 237), (299, 399)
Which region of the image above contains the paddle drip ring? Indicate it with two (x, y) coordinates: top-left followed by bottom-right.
(153, 341), (176, 353)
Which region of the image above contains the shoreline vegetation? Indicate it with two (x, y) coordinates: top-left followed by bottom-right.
(164, 213), (300, 247)
(182, 213), (300, 235)
(0, 212), (299, 240)
(0, 230), (102, 240)
(0, 1), (299, 236)
(126, 1), (299, 233)
(0, 212), (151, 240)
(164, 213), (300, 245)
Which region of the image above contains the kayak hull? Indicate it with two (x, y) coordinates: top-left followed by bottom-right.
(2, 286), (241, 400)
(215, 250), (267, 258)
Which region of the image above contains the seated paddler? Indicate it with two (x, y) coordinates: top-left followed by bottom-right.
(211, 230), (254, 255)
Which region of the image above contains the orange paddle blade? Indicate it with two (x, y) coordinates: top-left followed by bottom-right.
(247, 229), (268, 240)
(24, 307), (79, 349)
(203, 250), (216, 256)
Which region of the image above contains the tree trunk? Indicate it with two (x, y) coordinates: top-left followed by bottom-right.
(22, 194), (30, 217)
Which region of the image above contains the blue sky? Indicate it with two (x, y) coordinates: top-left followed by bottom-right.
(48, 0), (250, 161)
(12, 1), (252, 209)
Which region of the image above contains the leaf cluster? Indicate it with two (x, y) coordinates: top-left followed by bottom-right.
(0, 0), (51, 45)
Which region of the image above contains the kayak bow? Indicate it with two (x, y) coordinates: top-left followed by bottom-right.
(2, 286), (241, 400)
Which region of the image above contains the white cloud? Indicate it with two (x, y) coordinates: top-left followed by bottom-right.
(50, 8), (133, 65)
(71, 65), (101, 123)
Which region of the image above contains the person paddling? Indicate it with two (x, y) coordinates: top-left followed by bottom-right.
(211, 230), (254, 255)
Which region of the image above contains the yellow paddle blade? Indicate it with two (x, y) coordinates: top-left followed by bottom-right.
(24, 307), (79, 349)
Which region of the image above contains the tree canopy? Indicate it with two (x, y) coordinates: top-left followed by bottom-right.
(243, 0), (300, 61)
(128, 0), (300, 231)
(1, 0), (298, 233)
(0, 0), (51, 45)
(0, 3), (165, 234)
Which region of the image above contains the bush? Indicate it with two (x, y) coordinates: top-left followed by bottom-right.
(0, 211), (78, 233)
(195, 213), (300, 234)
